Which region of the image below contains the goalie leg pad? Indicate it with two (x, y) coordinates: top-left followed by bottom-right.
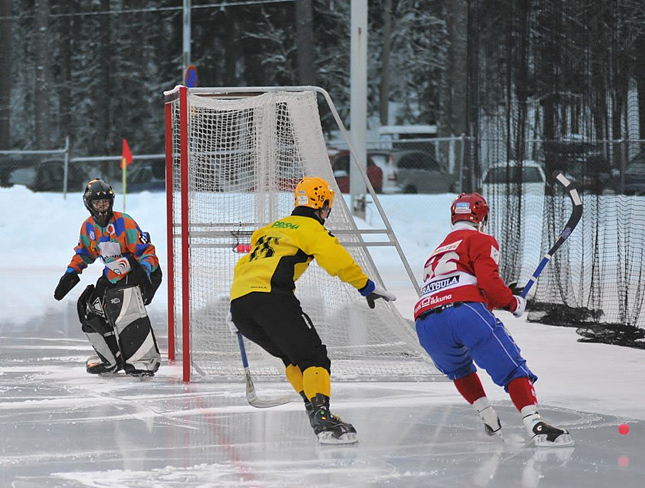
(104, 285), (160, 375)
(77, 285), (121, 371)
(83, 322), (121, 371)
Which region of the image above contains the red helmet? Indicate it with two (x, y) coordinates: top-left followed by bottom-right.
(451, 192), (489, 225)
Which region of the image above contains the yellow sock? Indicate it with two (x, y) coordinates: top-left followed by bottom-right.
(285, 364), (304, 394)
(303, 366), (331, 400)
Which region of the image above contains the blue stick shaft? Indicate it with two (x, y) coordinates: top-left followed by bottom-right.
(237, 333), (249, 369)
(521, 255), (551, 298)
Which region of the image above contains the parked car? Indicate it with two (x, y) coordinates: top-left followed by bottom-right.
(481, 160), (547, 195)
(329, 149), (382, 193)
(1, 158), (97, 192)
(367, 150), (399, 194)
(544, 137), (613, 194)
(619, 150), (645, 195)
(368, 149), (455, 194)
(126, 158), (166, 192)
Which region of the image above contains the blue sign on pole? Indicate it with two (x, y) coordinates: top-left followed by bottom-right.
(184, 65), (198, 88)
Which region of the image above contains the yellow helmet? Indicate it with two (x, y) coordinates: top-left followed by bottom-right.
(294, 176), (335, 210)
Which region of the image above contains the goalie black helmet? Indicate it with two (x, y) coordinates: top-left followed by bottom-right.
(83, 178), (115, 227)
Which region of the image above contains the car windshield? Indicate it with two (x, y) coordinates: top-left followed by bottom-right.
(397, 153), (439, 171)
(484, 166), (544, 184)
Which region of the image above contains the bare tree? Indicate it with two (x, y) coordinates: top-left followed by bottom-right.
(439, 0), (467, 137)
(0, 0), (11, 148)
(295, 0), (315, 85)
(379, 0), (392, 126)
(33, 0), (51, 148)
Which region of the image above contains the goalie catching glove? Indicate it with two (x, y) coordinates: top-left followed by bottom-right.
(359, 279), (397, 309)
(54, 271), (80, 301)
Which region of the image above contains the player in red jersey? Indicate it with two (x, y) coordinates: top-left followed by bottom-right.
(414, 193), (573, 447)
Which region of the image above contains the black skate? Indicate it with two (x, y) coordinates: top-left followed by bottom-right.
(301, 393), (316, 427)
(530, 421), (574, 447)
(124, 359), (159, 379)
(310, 394), (357, 445)
(124, 366), (157, 380)
(86, 356), (118, 376)
(127, 370), (155, 380)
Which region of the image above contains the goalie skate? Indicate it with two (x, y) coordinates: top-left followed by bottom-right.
(127, 370), (156, 381)
(85, 355), (118, 376)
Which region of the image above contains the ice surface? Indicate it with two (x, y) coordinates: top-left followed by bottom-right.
(1, 189), (644, 487)
(1, 308), (643, 488)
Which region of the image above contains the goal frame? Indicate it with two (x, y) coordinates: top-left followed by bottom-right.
(164, 85), (421, 382)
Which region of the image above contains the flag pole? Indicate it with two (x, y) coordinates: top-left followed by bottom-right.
(122, 162), (127, 212)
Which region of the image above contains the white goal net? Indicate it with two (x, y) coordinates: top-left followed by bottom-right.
(164, 86), (442, 382)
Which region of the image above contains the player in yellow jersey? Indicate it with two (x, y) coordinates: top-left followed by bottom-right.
(229, 176), (396, 444)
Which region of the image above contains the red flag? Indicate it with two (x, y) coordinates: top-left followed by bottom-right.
(121, 139), (133, 169)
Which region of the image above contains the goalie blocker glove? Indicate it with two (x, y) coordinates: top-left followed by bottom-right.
(54, 271), (80, 301)
(359, 279), (397, 309)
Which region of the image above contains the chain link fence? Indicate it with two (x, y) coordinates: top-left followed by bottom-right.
(2, 137), (468, 197)
(0, 140), (164, 198)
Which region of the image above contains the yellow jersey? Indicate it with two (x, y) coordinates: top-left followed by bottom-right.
(230, 212), (369, 300)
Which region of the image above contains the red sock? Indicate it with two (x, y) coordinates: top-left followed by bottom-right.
(508, 377), (538, 411)
(454, 372), (487, 404)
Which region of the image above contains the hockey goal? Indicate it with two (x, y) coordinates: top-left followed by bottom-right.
(163, 85), (442, 383)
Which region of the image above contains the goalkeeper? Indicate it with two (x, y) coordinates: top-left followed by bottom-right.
(53, 179), (162, 378)
(229, 176), (395, 445)
(414, 192), (573, 447)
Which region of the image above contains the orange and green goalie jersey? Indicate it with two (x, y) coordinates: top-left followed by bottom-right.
(65, 211), (159, 284)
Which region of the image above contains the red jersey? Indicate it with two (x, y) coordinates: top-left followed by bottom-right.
(414, 223), (514, 320)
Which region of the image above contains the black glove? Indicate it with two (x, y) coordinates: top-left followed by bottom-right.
(126, 256), (162, 306)
(54, 272), (80, 301)
(359, 279), (397, 309)
(144, 266), (163, 306)
(508, 281), (525, 296)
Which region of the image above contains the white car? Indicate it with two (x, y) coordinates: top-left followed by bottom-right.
(482, 160), (546, 195)
(368, 149), (456, 194)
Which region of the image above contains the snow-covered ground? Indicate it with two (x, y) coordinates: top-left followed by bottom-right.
(0, 186), (643, 487)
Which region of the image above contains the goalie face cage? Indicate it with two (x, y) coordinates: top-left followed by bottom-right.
(164, 85), (442, 383)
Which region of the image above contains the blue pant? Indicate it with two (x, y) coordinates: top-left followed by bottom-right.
(415, 302), (537, 390)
